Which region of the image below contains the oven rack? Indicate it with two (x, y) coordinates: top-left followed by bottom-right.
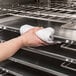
(1, 5), (76, 24)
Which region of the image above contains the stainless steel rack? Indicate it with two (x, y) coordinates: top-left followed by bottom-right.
(0, 0), (76, 76)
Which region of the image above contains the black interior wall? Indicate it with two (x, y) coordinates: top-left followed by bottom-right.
(0, 0), (36, 5)
(0, 0), (68, 7)
(51, 0), (67, 6)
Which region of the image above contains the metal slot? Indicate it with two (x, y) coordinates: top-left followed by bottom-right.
(18, 13), (36, 16)
(24, 8), (38, 11)
(0, 30), (19, 41)
(17, 7), (37, 12)
(43, 11), (52, 14)
(52, 17), (61, 20)
(2, 27), (19, 33)
(34, 15), (45, 18)
(31, 14), (44, 17)
(0, 67), (22, 76)
(0, 60), (53, 76)
(56, 6), (65, 9)
(44, 9), (53, 11)
(0, 14), (12, 19)
(0, 69), (6, 74)
(61, 21), (76, 30)
(29, 8), (45, 12)
(17, 12), (30, 15)
(59, 11), (68, 13)
(0, 10), (9, 14)
(62, 7), (70, 9)
(34, 43), (76, 60)
(9, 11), (21, 14)
(9, 50), (76, 76)
(60, 18), (70, 21)
(10, 12), (68, 23)
(61, 62), (76, 71)
(0, 17), (44, 29)
(52, 10), (60, 12)
(0, 68), (14, 76)
(28, 8), (39, 12)
(0, 17), (41, 32)
(68, 12), (76, 14)
(61, 44), (76, 51)
(11, 6), (31, 11)
(71, 8), (76, 10)
(8, 6), (21, 10)
(3, 73), (15, 76)
(42, 15), (51, 18)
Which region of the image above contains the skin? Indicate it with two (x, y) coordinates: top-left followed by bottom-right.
(0, 27), (46, 62)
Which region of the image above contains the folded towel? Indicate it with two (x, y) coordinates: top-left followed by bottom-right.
(36, 27), (55, 43)
(20, 24), (55, 44)
(20, 24), (34, 34)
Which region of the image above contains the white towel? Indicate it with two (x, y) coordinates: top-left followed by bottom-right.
(20, 24), (55, 44)
(20, 24), (34, 34)
(35, 27), (55, 43)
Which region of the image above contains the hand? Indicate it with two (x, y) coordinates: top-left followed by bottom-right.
(19, 27), (46, 47)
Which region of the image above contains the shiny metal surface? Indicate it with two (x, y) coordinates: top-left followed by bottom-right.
(0, 60), (54, 76)
(1, 17), (76, 41)
(0, 0), (76, 76)
(54, 26), (76, 41)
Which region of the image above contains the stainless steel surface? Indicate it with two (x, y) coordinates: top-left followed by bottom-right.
(54, 25), (76, 41)
(61, 62), (76, 71)
(0, 0), (75, 41)
(1, 16), (76, 41)
(0, 0), (76, 76)
(0, 60), (54, 76)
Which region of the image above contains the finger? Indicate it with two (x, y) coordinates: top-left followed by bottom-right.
(33, 27), (43, 32)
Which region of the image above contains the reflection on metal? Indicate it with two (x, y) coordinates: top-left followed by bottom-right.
(0, 0), (76, 76)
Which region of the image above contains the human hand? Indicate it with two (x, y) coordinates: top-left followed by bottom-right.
(19, 27), (46, 47)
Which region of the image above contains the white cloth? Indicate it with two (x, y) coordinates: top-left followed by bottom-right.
(20, 24), (34, 34)
(36, 27), (55, 43)
(20, 24), (55, 44)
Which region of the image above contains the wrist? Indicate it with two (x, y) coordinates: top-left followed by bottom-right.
(14, 36), (24, 48)
(17, 35), (28, 47)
